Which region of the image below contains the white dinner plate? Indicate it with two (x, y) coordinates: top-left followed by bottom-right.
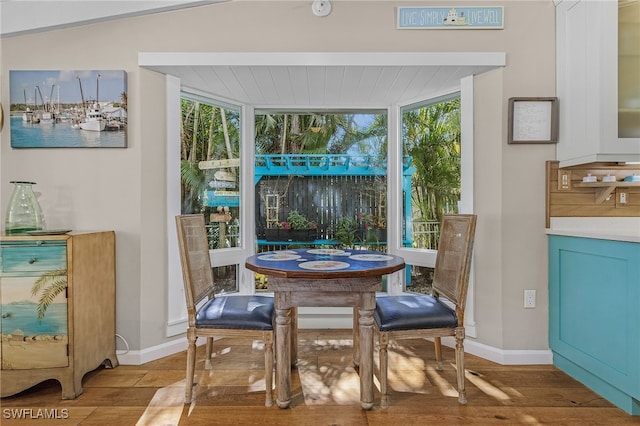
(306, 248), (348, 255)
(298, 261), (350, 270)
(258, 253), (301, 261)
(348, 254), (393, 261)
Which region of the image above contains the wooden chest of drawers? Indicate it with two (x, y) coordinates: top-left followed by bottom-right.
(0, 231), (117, 399)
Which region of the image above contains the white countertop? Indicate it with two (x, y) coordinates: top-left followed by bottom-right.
(547, 218), (640, 243)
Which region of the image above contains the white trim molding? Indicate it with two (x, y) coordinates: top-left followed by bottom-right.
(440, 337), (553, 365)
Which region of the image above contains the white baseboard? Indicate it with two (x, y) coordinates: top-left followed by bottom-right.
(297, 307), (354, 329)
(116, 336), (192, 365)
(119, 309), (552, 366)
(440, 336), (553, 365)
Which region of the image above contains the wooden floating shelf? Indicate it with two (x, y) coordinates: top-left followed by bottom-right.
(573, 181), (640, 203)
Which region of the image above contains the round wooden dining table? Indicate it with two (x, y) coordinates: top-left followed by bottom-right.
(245, 248), (405, 409)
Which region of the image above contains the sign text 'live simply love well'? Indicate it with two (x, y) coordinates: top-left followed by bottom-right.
(398, 6), (504, 29)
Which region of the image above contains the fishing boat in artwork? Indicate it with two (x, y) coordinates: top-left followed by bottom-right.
(22, 89), (39, 123)
(76, 75), (106, 132)
(22, 108), (38, 124)
(35, 85), (55, 124)
(79, 103), (106, 132)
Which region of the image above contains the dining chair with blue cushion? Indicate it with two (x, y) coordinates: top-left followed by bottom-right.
(374, 214), (477, 408)
(175, 214), (275, 407)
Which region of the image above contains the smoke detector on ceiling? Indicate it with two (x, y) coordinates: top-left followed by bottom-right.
(312, 0), (332, 17)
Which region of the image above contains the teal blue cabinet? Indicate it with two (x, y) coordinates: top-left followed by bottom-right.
(549, 235), (640, 415)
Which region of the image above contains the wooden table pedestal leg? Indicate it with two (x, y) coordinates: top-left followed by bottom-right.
(291, 307), (298, 367)
(353, 307), (360, 368)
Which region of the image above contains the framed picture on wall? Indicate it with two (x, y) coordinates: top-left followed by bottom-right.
(9, 70), (127, 148)
(508, 97), (558, 144)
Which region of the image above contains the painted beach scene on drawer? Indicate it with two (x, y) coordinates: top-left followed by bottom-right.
(9, 70), (127, 148)
(1, 243), (68, 369)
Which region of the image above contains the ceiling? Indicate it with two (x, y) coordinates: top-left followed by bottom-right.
(139, 52), (506, 108)
(0, 0), (224, 38)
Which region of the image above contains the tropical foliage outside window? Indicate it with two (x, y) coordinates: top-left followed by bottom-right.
(180, 96), (240, 248)
(255, 113), (381, 156)
(403, 97), (461, 248)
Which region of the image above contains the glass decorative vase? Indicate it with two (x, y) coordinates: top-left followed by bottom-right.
(5, 181), (46, 234)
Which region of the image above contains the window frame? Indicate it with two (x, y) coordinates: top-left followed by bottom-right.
(391, 76), (476, 336)
(166, 79), (251, 337)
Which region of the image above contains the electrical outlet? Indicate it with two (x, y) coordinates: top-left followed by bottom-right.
(620, 192), (627, 204)
(557, 170), (571, 190)
(524, 290), (536, 308)
(616, 189), (629, 208)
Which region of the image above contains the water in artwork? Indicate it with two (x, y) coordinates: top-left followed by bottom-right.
(10, 116), (125, 148)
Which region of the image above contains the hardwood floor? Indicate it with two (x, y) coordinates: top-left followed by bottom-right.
(2, 329), (638, 425)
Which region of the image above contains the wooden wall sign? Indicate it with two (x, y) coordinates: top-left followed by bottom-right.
(397, 6), (504, 29)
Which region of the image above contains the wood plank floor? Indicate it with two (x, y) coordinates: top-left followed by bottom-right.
(2, 329), (638, 425)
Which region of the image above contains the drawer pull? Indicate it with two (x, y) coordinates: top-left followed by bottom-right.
(28, 258), (37, 264)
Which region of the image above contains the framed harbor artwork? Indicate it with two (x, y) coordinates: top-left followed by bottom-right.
(9, 70), (127, 148)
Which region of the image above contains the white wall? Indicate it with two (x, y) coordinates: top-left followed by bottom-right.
(0, 1), (556, 360)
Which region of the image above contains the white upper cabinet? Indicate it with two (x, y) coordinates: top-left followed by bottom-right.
(619, 0), (640, 139)
(556, 0), (640, 167)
